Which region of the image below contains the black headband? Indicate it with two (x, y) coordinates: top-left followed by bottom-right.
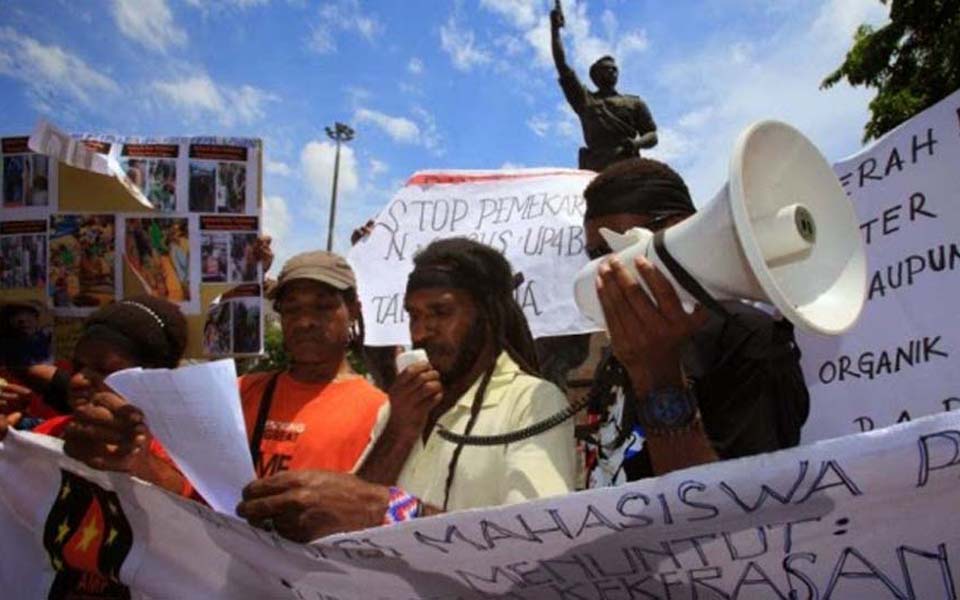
(406, 266), (478, 296)
(406, 264), (517, 301)
(584, 181), (695, 220)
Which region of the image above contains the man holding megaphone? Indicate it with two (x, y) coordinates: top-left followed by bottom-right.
(581, 157), (812, 486)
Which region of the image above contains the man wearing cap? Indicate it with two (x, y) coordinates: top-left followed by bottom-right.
(236, 238), (576, 542)
(240, 250), (387, 478)
(581, 157), (810, 486)
(551, 3), (657, 172)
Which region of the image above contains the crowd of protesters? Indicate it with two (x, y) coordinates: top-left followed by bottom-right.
(0, 157), (809, 586)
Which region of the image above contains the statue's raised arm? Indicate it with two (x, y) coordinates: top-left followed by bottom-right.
(549, 1), (658, 172)
(550, 0), (572, 76)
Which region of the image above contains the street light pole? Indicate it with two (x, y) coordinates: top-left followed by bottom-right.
(324, 121), (355, 251)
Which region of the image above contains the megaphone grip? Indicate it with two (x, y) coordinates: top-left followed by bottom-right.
(653, 230), (730, 319)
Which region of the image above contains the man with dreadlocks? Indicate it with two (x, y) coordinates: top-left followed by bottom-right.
(237, 238), (576, 542)
(582, 157), (810, 486)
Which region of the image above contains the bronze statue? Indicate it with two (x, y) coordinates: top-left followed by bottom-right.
(550, 0), (658, 172)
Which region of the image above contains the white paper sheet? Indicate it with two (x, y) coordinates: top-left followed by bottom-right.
(105, 359), (254, 514)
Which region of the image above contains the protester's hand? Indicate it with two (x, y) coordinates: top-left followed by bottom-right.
(63, 391), (151, 473)
(237, 470), (389, 543)
(597, 256), (708, 394)
(350, 219), (376, 246)
(386, 362), (443, 438)
(254, 235), (274, 274)
(0, 378), (32, 415)
(0, 412), (22, 441)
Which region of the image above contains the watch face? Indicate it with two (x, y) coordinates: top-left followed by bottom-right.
(645, 389), (695, 428)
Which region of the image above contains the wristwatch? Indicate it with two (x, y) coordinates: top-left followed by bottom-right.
(639, 386), (699, 433)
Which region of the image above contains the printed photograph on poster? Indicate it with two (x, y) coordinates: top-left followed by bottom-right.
(199, 215), (260, 283)
(230, 232), (258, 282)
(189, 163), (217, 212)
(201, 233), (228, 283)
(120, 143), (179, 212)
(189, 144), (250, 214)
(217, 163), (246, 213)
(2, 137), (51, 208)
(0, 220), (47, 289)
(0, 299), (53, 367)
(203, 283), (262, 356)
(124, 217), (191, 302)
(122, 159), (176, 212)
(203, 301), (232, 356)
(48, 214), (116, 311)
(231, 295), (261, 354)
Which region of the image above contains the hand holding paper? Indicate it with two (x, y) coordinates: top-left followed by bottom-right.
(105, 360), (254, 514)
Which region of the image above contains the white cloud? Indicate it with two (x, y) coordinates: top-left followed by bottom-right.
(112, 0), (187, 53)
(234, 84), (276, 123)
(262, 194), (291, 273)
(526, 115), (550, 137)
(0, 27), (119, 110)
(354, 108), (420, 144)
(649, 0), (890, 204)
(264, 157), (293, 177)
(439, 15), (491, 71)
(645, 127), (693, 164)
(407, 57), (423, 75)
(351, 106), (443, 153)
(151, 75), (276, 126)
(369, 158), (388, 175)
(184, 0), (270, 8)
(301, 139), (360, 199)
(346, 86), (372, 104)
(306, 0), (383, 54)
(618, 31), (649, 57)
(480, 0), (539, 28)
(299, 139), (368, 250)
(526, 102), (580, 142)
(411, 105), (443, 154)
(263, 198), (288, 237)
(307, 25), (336, 54)
(495, 34), (525, 56)
(480, 2), (648, 74)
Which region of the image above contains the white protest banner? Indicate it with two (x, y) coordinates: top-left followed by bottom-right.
(797, 89), (960, 443)
(348, 169), (599, 346)
(5, 411), (960, 598)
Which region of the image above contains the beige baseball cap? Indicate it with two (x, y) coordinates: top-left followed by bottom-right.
(267, 250), (356, 299)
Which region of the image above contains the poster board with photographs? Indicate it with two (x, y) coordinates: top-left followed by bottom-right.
(0, 129), (263, 363)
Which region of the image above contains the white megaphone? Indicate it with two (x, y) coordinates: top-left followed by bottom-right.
(574, 120), (867, 336)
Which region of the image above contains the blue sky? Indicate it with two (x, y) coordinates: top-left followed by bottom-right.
(0, 0), (888, 272)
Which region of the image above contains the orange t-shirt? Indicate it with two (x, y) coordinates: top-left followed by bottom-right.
(239, 373), (387, 478)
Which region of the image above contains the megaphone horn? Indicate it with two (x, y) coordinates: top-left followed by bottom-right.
(574, 120), (867, 336)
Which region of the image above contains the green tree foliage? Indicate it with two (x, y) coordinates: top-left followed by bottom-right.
(236, 322), (288, 374)
(822, 0), (960, 142)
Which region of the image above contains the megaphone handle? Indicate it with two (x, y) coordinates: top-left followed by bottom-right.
(652, 230), (730, 319)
